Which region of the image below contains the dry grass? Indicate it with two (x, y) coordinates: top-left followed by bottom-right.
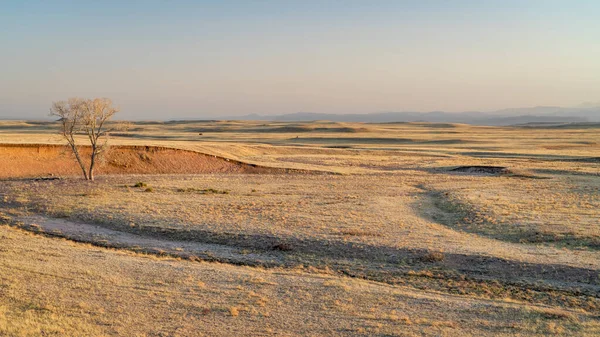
(3, 225), (594, 336)
(428, 176), (600, 249)
(0, 120), (599, 335)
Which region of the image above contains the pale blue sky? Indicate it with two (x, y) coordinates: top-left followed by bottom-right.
(1, 1), (599, 119)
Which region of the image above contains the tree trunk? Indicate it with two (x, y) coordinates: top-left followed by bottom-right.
(88, 148), (96, 181)
(70, 143), (89, 180)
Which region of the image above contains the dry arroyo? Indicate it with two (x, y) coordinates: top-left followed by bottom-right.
(0, 144), (286, 179)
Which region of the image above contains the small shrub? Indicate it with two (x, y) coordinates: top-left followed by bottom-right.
(205, 188), (229, 195)
(139, 153), (152, 162)
(272, 243), (293, 251)
(133, 182), (147, 188)
(176, 188), (229, 194)
(144, 187), (154, 193)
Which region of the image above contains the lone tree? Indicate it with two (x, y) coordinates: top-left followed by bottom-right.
(50, 97), (119, 181)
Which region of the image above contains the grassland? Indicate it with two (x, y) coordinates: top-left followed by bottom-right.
(0, 120), (599, 336)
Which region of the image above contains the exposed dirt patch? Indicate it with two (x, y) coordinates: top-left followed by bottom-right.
(450, 166), (510, 175)
(0, 144), (297, 178)
(570, 157), (600, 163)
(449, 165), (546, 179)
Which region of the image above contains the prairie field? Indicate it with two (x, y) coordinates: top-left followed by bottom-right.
(0, 120), (599, 336)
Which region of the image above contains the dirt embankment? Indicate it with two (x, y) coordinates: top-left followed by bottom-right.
(0, 144), (286, 178)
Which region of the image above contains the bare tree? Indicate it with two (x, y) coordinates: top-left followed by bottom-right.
(81, 98), (119, 180)
(50, 97), (119, 181)
(50, 98), (89, 179)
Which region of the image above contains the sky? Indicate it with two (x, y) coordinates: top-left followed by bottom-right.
(1, 0), (599, 120)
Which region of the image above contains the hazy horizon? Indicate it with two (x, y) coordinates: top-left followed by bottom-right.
(2, 1), (599, 120)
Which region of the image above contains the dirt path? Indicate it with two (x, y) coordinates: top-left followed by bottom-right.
(4, 223), (595, 336)
(8, 213), (600, 307)
(12, 214), (286, 267)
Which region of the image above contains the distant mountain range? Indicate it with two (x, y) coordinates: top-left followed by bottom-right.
(226, 105), (600, 126)
(4, 104), (600, 126)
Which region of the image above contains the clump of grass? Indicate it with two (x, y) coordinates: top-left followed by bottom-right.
(420, 251), (445, 263)
(0, 212), (11, 223)
(532, 307), (579, 322)
(133, 182), (147, 188)
(243, 276), (276, 286)
(340, 229), (382, 237)
(144, 187), (154, 193)
(176, 188), (229, 195)
(79, 190), (102, 197)
(322, 280), (351, 292)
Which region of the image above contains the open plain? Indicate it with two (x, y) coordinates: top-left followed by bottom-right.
(0, 120), (599, 336)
